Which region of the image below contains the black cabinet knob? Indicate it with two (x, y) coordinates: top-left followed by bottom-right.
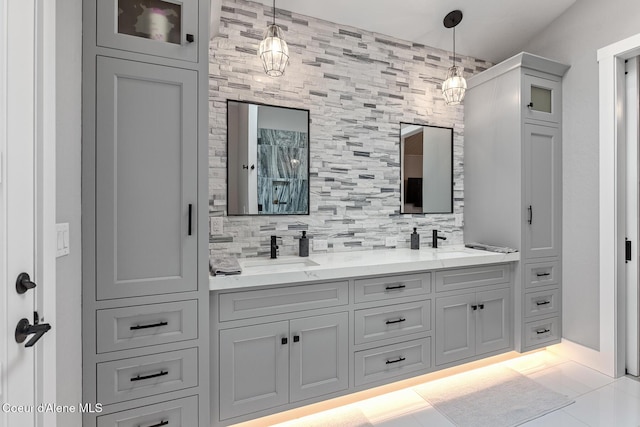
(186, 34), (195, 43)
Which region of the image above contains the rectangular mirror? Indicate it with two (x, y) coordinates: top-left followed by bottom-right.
(400, 123), (453, 214)
(227, 100), (310, 215)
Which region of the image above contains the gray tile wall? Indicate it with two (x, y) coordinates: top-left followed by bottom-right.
(209, 0), (491, 258)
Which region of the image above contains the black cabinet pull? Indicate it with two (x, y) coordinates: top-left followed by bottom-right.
(293, 335), (300, 343)
(385, 357), (406, 365)
(528, 205), (533, 224)
(130, 370), (168, 382)
(385, 284), (406, 291)
(144, 421), (169, 427)
(478, 304), (484, 310)
(536, 329), (551, 335)
(130, 321), (168, 331)
(527, 102), (534, 109)
(385, 318), (406, 325)
(536, 301), (551, 306)
(281, 337), (288, 345)
(188, 204), (193, 236)
(536, 272), (551, 277)
(16, 272), (37, 294)
(471, 304), (478, 311)
(186, 34), (195, 43)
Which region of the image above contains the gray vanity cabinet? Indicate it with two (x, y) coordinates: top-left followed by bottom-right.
(464, 52), (569, 353)
(435, 287), (511, 366)
(218, 312), (349, 421)
(82, 0), (209, 425)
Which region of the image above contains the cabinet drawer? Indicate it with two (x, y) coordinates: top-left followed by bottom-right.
(524, 317), (560, 348)
(219, 281), (348, 321)
(354, 337), (431, 386)
(97, 395), (198, 427)
(96, 301), (198, 353)
(525, 260), (560, 288)
(524, 288), (560, 318)
(435, 264), (510, 292)
(96, 348), (198, 405)
(354, 300), (430, 345)
(354, 273), (431, 303)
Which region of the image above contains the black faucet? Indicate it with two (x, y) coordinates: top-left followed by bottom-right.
(432, 230), (447, 248)
(270, 235), (279, 259)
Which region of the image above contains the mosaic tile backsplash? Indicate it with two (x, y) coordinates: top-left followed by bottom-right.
(209, 0), (491, 258)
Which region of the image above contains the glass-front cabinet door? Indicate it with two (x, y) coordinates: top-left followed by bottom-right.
(97, 0), (198, 62)
(523, 74), (562, 124)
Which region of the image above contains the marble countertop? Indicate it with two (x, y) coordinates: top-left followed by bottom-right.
(209, 246), (519, 291)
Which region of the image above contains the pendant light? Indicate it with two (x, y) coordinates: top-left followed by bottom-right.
(258, 0), (289, 77)
(442, 10), (467, 105)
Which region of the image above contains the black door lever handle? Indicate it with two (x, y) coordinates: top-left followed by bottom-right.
(16, 272), (37, 294)
(15, 318), (51, 347)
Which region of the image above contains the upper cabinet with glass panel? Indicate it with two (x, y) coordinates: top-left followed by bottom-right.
(400, 123), (453, 214)
(524, 74), (562, 123)
(97, 0), (199, 62)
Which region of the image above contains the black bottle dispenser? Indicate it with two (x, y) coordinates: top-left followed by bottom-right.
(411, 228), (420, 250)
(299, 231), (309, 257)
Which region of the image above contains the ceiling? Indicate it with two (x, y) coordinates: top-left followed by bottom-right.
(231, 0), (576, 64)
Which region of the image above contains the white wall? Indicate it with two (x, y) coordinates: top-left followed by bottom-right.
(522, 0), (640, 350)
(55, 0), (82, 424)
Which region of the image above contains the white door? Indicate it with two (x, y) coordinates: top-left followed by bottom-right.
(626, 56), (640, 377)
(1, 0), (56, 426)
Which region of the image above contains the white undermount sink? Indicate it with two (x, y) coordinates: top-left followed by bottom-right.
(239, 257), (320, 273)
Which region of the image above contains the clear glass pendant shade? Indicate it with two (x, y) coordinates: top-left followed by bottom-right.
(259, 24), (289, 77)
(442, 65), (467, 105)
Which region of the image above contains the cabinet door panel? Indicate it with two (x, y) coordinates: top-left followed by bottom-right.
(524, 74), (562, 123)
(435, 294), (475, 365)
(219, 322), (289, 420)
(95, 57), (197, 299)
(290, 313), (348, 402)
(524, 123), (561, 259)
(476, 288), (511, 355)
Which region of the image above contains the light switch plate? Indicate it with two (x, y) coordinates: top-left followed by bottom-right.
(313, 239), (328, 251)
(210, 217), (223, 235)
(56, 223), (70, 257)
(385, 237), (397, 247)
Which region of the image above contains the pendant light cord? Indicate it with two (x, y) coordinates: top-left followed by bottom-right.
(453, 26), (456, 66)
(272, 0), (276, 26)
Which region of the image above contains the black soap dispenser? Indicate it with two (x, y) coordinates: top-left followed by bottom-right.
(411, 228), (420, 250)
(299, 231), (309, 257)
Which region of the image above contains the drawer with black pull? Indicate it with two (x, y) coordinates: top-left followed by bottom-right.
(96, 395), (198, 427)
(354, 300), (430, 344)
(96, 348), (198, 405)
(524, 317), (560, 348)
(525, 260), (560, 288)
(435, 264), (510, 292)
(354, 337), (431, 386)
(354, 273), (431, 304)
(96, 300), (198, 353)
(524, 288), (560, 318)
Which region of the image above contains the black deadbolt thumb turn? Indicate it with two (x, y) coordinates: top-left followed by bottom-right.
(16, 272), (37, 294)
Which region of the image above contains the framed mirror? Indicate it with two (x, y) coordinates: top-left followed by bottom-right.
(400, 123), (453, 214)
(227, 100), (310, 215)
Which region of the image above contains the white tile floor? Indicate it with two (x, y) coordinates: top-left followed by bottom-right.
(271, 351), (640, 427)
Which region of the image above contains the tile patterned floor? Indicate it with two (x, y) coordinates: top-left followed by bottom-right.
(271, 351), (640, 427)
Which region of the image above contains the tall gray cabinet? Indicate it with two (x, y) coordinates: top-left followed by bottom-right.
(82, 1), (209, 426)
(464, 52), (569, 352)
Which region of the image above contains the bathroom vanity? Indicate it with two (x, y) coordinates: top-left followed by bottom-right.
(209, 248), (521, 426)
